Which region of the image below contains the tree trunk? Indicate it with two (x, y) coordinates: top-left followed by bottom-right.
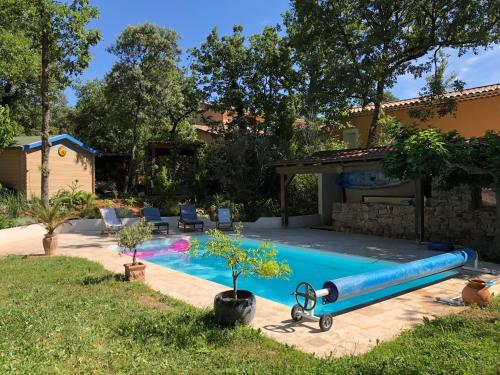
(124, 143), (137, 194)
(232, 271), (238, 299)
(366, 80), (385, 147)
(40, 14), (50, 204)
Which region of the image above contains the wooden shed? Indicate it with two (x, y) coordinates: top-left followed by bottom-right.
(0, 134), (96, 197)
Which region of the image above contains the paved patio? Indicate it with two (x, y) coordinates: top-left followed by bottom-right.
(1, 223), (498, 357)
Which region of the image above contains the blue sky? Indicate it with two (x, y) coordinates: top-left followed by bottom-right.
(66, 0), (500, 106)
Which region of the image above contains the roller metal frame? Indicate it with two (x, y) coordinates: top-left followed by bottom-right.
(290, 282), (333, 331)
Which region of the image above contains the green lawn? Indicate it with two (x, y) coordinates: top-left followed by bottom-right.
(0, 256), (498, 374)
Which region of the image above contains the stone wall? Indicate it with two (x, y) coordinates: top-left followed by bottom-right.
(332, 183), (497, 243)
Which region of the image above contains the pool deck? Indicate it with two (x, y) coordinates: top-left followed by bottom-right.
(1, 224), (499, 357)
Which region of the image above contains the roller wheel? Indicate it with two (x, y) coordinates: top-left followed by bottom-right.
(319, 314), (333, 332)
(291, 304), (304, 321)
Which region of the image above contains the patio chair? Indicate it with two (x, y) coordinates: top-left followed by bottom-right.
(216, 207), (233, 231)
(143, 207), (169, 234)
(99, 208), (123, 235)
(178, 204), (204, 232)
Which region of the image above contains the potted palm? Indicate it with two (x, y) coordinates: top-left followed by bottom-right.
(189, 225), (291, 325)
(118, 219), (153, 281)
(27, 198), (76, 256)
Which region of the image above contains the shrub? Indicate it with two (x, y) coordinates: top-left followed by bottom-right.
(118, 219), (153, 265)
(115, 207), (134, 218)
(26, 199), (76, 235)
(189, 225), (291, 298)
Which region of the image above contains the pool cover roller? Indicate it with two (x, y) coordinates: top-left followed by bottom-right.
(322, 248), (476, 304)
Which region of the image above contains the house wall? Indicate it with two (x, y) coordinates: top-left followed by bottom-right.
(344, 94), (500, 147)
(340, 162), (415, 203)
(25, 139), (95, 198)
(332, 181), (497, 243)
(0, 149), (26, 194)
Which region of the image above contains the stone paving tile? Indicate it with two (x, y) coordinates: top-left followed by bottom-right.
(1, 230), (498, 358)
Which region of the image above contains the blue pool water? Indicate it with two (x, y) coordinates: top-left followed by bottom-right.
(124, 237), (455, 315)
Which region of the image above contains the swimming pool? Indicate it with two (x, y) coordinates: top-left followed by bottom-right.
(118, 237), (455, 314)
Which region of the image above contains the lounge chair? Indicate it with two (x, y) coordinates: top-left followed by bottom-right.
(99, 208), (123, 235)
(178, 204), (204, 232)
(143, 207), (169, 234)
(216, 207), (233, 230)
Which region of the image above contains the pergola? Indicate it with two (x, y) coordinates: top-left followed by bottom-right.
(270, 146), (425, 242)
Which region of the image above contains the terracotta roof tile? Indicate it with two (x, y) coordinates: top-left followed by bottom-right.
(271, 146), (394, 167)
(351, 83), (500, 115)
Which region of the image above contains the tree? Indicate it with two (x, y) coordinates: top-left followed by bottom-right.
(191, 25), (300, 212)
(3, 1), (100, 202)
(0, 105), (16, 150)
(189, 226), (291, 299)
(73, 79), (116, 153)
(105, 23), (183, 192)
(38, 0), (100, 203)
(286, 0), (500, 146)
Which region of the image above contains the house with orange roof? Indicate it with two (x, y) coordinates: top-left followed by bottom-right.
(341, 83), (500, 148)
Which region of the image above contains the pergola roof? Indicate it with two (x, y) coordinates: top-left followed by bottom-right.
(270, 146), (394, 168)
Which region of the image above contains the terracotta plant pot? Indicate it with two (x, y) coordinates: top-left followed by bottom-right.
(42, 233), (58, 256)
(213, 290), (256, 326)
(462, 278), (491, 307)
(124, 263), (147, 281)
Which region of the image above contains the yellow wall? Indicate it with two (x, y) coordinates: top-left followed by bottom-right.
(0, 149), (26, 194)
(25, 140), (95, 198)
(347, 94), (500, 147)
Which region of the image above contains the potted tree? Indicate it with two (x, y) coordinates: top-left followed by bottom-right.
(118, 219), (153, 281)
(27, 198), (76, 256)
(189, 225), (291, 325)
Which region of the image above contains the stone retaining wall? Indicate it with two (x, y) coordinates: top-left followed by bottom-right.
(332, 183), (497, 243)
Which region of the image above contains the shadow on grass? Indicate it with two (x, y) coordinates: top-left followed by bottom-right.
(114, 309), (254, 349)
(81, 273), (126, 285)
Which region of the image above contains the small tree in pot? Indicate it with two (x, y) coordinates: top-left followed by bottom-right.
(118, 219), (153, 281)
(27, 198), (76, 256)
(190, 225), (291, 325)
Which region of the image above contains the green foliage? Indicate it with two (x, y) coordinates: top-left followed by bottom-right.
(190, 226), (291, 298)
(118, 219), (153, 264)
(100, 199), (114, 208)
(1, 256), (499, 374)
(52, 180), (97, 218)
(384, 125), (500, 242)
(0, 190), (29, 219)
(285, 0), (500, 144)
(288, 174), (318, 216)
(382, 123), (464, 181)
(0, 105), (16, 150)
(409, 51), (465, 122)
(115, 207), (134, 219)
(26, 198), (75, 234)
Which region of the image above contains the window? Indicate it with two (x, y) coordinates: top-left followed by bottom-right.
(480, 187), (497, 207)
(343, 129), (359, 149)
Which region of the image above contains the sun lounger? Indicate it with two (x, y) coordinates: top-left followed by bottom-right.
(143, 207), (169, 234)
(99, 208), (123, 235)
(216, 207), (233, 230)
(178, 204), (204, 232)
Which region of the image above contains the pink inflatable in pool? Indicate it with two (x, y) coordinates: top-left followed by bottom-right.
(125, 239), (190, 258)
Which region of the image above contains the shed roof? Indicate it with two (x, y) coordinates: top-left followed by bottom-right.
(9, 134), (97, 154)
(270, 146), (393, 168)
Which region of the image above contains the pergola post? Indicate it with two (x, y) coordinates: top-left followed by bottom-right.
(280, 173), (294, 228)
(414, 178), (425, 243)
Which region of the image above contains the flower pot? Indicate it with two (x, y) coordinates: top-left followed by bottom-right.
(213, 290), (256, 326)
(462, 279), (491, 307)
(124, 263), (147, 281)
(42, 233), (58, 256)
